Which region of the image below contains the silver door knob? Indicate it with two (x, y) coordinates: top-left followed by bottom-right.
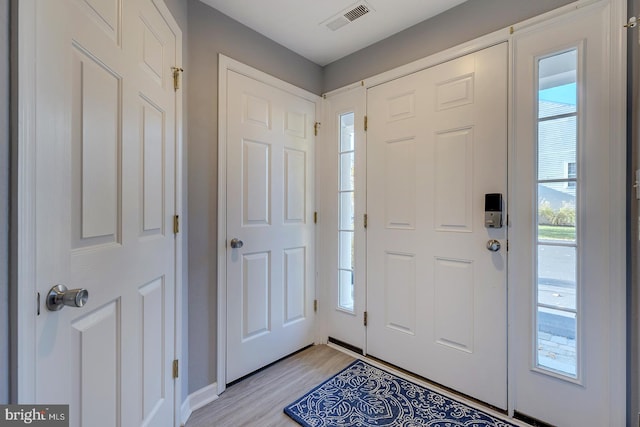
(46, 284), (89, 311)
(486, 239), (501, 252)
(230, 238), (244, 249)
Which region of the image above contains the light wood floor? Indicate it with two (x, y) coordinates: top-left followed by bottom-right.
(184, 344), (355, 427)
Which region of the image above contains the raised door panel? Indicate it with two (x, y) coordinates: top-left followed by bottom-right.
(71, 47), (121, 248)
(284, 247), (306, 324)
(242, 252), (271, 340)
(139, 277), (166, 422)
(71, 302), (120, 427)
(140, 98), (165, 235)
(243, 140), (271, 226)
(384, 138), (416, 230)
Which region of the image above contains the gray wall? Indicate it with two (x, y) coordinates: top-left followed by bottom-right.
(185, 0), (322, 393)
(1, 0), (9, 405)
(323, 0), (574, 92)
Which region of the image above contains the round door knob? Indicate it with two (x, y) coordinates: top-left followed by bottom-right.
(46, 284), (89, 311)
(230, 238), (244, 249)
(486, 239), (501, 252)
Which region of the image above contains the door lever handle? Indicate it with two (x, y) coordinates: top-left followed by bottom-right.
(46, 284), (89, 311)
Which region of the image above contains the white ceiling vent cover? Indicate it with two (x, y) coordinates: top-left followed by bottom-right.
(322, 2), (373, 32)
(344, 4), (370, 21)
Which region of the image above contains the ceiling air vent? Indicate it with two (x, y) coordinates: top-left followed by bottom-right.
(322, 2), (373, 32)
(344, 4), (370, 22)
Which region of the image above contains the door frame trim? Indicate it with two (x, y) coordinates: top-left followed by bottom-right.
(15, 0), (38, 403)
(216, 55), (321, 395)
(14, 2), (184, 423)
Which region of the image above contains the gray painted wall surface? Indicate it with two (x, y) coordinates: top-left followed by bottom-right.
(159, 0), (190, 403)
(1, 0), (9, 405)
(323, 0), (573, 92)
(186, 0), (322, 393)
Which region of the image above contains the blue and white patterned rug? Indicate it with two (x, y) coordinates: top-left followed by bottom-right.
(284, 360), (518, 427)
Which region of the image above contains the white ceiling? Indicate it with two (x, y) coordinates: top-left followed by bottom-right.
(198, 0), (469, 66)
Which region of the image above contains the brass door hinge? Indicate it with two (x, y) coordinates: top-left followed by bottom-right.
(314, 212), (318, 224)
(364, 115), (368, 131)
(173, 215), (180, 234)
(172, 67), (184, 91)
(314, 299), (318, 313)
(364, 311), (368, 327)
(314, 122), (321, 136)
(364, 214), (368, 228)
(172, 359), (179, 379)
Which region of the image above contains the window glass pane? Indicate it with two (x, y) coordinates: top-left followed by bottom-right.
(536, 48), (578, 380)
(538, 183), (576, 243)
(538, 116), (577, 180)
(340, 112), (355, 152)
(338, 269), (354, 310)
(538, 84), (577, 118)
(537, 307), (577, 378)
(537, 245), (577, 311)
(339, 231), (354, 271)
(538, 50), (577, 119)
(340, 152), (354, 191)
(338, 111), (356, 313)
(340, 192), (354, 230)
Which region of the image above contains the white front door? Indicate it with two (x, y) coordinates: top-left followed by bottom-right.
(511, 2), (626, 425)
(366, 43), (508, 409)
(225, 69), (316, 383)
(29, 0), (180, 425)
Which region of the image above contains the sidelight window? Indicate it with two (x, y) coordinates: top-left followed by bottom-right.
(338, 112), (355, 311)
(535, 49), (579, 379)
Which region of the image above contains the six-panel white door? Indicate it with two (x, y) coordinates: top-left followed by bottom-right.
(33, 0), (179, 426)
(225, 71), (316, 383)
(366, 43), (508, 409)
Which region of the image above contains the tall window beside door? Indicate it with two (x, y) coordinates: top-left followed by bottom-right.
(338, 112), (355, 312)
(536, 48), (579, 379)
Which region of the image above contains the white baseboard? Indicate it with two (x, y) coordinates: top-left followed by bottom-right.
(180, 382), (219, 426)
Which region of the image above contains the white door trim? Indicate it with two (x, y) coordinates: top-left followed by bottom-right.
(15, 2), (184, 422)
(15, 0), (38, 403)
(216, 55), (321, 395)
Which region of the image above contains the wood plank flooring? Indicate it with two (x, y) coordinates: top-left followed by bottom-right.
(185, 344), (354, 427)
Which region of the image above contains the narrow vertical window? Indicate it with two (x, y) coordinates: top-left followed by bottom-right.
(338, 112), (355, 311)
(536, 49), (578, 378)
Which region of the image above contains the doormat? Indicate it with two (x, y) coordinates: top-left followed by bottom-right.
(284, 360), (517, 427)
